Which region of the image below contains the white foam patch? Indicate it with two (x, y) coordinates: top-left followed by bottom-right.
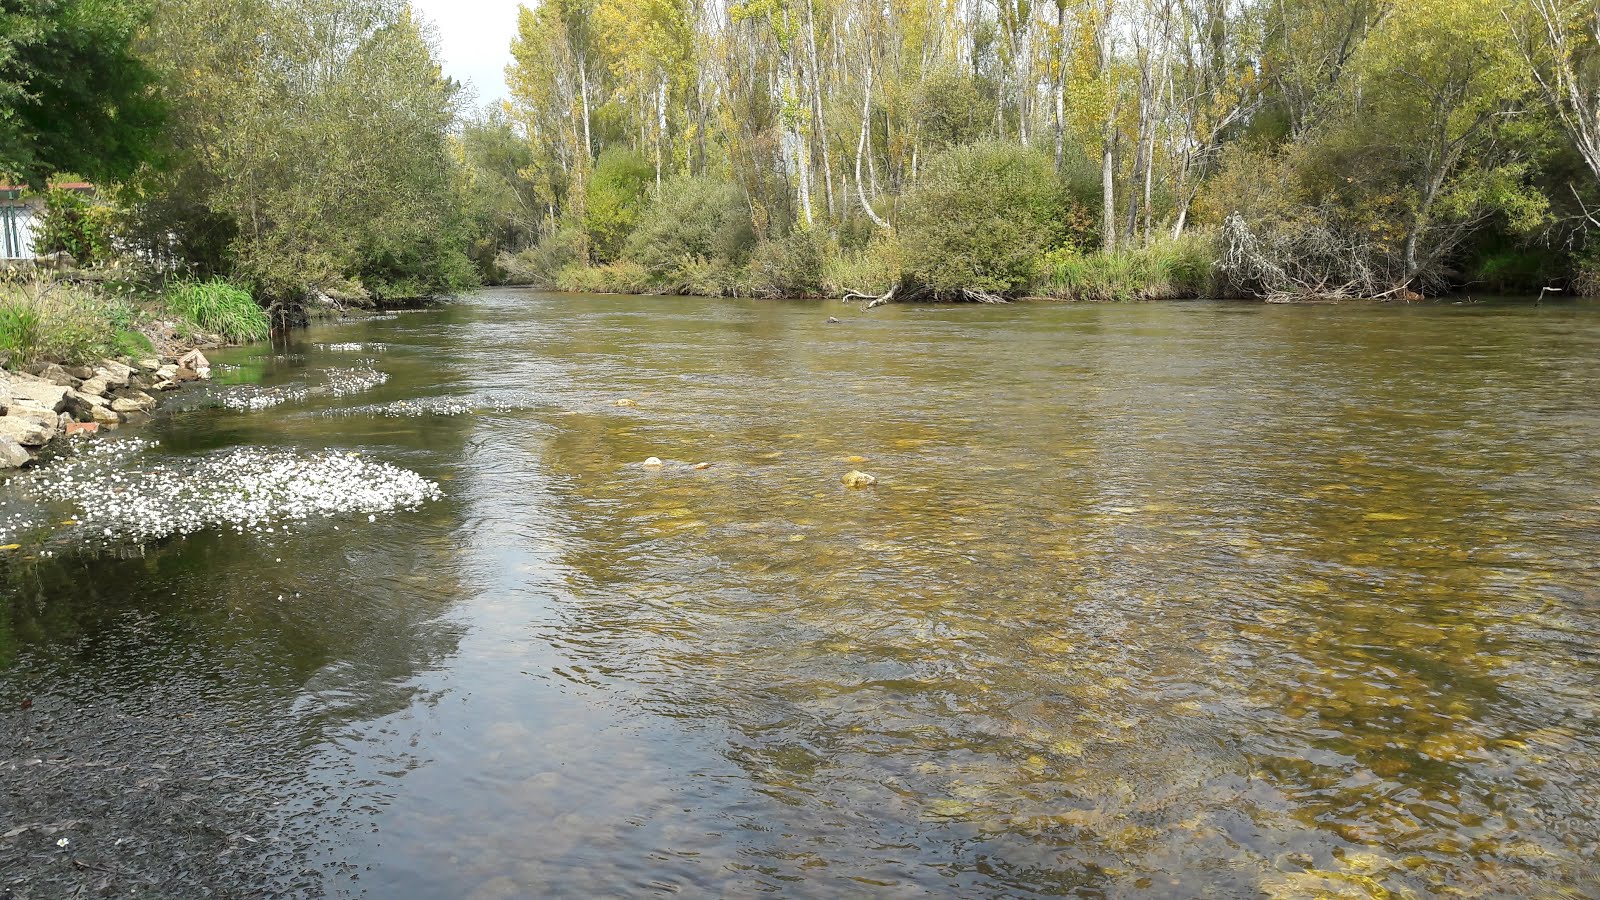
(31, 446), (441, 542)
(323, 391), (542, 418)
(222, 366), (388, 411)
(316, 342), (387, 353)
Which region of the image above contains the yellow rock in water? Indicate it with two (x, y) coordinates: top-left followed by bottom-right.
(844, 455), (869, 464)
(841, 471), (876, 488)
(615, 398), (638, 407)
(0, 544), (20, 552)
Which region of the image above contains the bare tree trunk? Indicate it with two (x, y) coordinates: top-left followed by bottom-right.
(578, 56), (593, 162)
(806, 0), (835, 218)
(856, 60), (891, 230)
(655, 78), (667, 189)
(1101, 88), (1120, 253)
(1054, 2), (1067, 171)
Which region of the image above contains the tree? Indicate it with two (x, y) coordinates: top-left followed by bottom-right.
(0, 0), (164, 186)
(127, 0), (474, 304)
(1507, 0), (1600, 186)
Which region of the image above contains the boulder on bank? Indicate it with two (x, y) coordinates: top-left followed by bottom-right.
(7, 374), (70, 413)
(64, 389), (110, 422)
(0, 410), (57, 446)
(95, 360), (134, 389)
(0, 436), (28, 469)
(178, 350), (211, 378)
(35, 363), (82, 388)
(110, 390), (157, 414)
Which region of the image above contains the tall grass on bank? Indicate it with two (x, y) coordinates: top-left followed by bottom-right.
(0, 280), (150, 364)
(165, 279), (269, 343)
(1039, 234), (1217, 302)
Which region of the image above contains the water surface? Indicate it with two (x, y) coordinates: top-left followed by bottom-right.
(3, 292), (1599, 897)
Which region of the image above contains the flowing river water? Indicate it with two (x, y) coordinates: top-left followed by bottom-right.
(3, 290), (1600, 898)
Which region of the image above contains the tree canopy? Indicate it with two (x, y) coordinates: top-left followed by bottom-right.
(0, 0), (164, 186)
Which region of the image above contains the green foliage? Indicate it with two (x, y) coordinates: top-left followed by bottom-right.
(822, 234), (903, 298)
(126, 0), (472, 305)
(556, 258), (649, 294)
(0, 280), (145, 363)
(501, 226), (586, 288)
(1042, 235), (1217, 302)
(458, 110), (543, 278)
(584, 149), (655, 263)
(623, 176), (756, 280)
(898, 142), (1083, 299)
(743, 229), (828, 298)
(0, 0), (164, 186)
(913, 66), (997, 150)
(164, 279), (268, 343)
(33, 188), (114, 265)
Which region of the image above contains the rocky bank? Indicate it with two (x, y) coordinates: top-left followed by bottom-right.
(0, 350), (212, 469)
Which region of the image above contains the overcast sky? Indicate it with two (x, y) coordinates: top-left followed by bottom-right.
(410, 0), (523, 107)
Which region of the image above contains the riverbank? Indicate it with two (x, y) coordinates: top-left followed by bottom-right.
(0, 350), (215, 468)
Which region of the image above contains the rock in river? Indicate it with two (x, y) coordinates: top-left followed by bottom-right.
(841, 470), (877, 488)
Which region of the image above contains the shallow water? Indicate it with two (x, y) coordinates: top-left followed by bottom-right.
(3, 291), (1600, 897)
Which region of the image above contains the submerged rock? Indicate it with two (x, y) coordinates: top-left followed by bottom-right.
(841, 470), (877, 489)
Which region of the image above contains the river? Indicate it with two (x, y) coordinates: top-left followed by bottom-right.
(3, 290), (1599, 897)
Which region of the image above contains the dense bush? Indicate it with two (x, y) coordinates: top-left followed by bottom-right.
(165, 279), (269, 343)
(499, 227), (585, 288)
(1041, 234), (1217, 302)
(743, 229), (828, 298)
(897, 142), (1085, 300)
(622, 177), (755, 282)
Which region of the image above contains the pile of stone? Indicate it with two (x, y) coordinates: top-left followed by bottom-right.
(0, 349), (211, 469)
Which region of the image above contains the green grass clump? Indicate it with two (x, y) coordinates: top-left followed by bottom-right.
(165, 279), (269, 343)
(1041, 233), (1217, 301)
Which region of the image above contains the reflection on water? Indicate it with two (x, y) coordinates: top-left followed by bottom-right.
(4, 292), (1600, 897)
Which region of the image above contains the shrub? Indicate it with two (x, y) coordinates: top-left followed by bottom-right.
(499, 226), (585, 288)
(555, 259), (649, 294)
(1041, 234), (1217, 302)
(584, 149), (655, 263)
(623, 177), (755, 280)
(34, 188), (116, 266)
(165, 279), (269, 343)
(0, 281), (145, 363)
(898, 141), (1084, 300)
(743, 229), (828, 298)
(823, 234), (903, 298)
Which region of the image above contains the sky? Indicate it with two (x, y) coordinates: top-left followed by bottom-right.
(409, 0), (523, 107)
